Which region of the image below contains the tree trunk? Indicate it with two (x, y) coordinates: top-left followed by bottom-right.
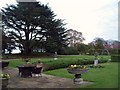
(24, 47), (32, 55)
(24, 41), (32, 55)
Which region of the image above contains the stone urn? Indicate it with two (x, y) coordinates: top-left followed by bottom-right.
(1, 78), (9, 88)
(67, 65), (90, 84)
(0, 73), (10, 88)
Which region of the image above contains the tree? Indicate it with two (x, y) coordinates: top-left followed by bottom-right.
(77, 43), (88, 54)
(89, 37), (105, 55)
(87, 42), (94, 55)
(93, 38), (105, 50)
(2, 2), (67, 55)
(44, 19), (68, 53)
(67, 29), (85, 47)
(104, 40), (120, 55)
(2, 29), (16, 54)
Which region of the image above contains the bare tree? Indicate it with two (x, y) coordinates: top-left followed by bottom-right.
(67, 29), (85, 47)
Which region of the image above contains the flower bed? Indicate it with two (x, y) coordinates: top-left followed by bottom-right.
(0, 73), (10, 79)
(67, 65), (90, 74)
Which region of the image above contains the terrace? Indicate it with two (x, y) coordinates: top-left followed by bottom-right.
(0, 55), (118, 89)
(2, 67), (92, 88)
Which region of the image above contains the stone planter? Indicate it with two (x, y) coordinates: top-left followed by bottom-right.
(67, 68), (89, 74)
(1, 78), (9, 88)
(67, 68), (89, 84)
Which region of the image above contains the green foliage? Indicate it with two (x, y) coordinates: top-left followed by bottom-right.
(58, 47), (79, 55)
(111, 55), (120, 62)
(110, 49), (120, 55)
(87, 49), (94, 55)
(7, 55), (109, 71)
(76, 43), (88, 54)
(2, 30), (16, 54)
(43, 57), (108, 71)
(2, 2), (67, 54)
(9, 59), (24, 68)
(93, 38), (105, 50)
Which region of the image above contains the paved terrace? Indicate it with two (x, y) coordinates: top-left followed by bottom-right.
(1, 67), (93, 89)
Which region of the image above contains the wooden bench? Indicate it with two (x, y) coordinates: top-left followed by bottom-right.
(32, 67), (43, 76)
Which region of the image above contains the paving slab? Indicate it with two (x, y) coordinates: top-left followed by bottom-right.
(1, 67), (93, 89)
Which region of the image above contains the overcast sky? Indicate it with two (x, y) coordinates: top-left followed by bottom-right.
(0, 0), (119, 44)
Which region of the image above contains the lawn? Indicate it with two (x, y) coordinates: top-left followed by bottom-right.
(44, 62), (118, 88)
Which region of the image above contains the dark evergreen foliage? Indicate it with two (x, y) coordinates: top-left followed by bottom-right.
(2, 2), (67, 55)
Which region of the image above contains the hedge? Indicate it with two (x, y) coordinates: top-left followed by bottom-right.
(111, 55), (120, 62)
(43, 58), (108, 71)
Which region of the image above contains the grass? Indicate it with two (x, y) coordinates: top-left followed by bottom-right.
(8, 58), (56, 68)
(44, 62), (118, 88)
